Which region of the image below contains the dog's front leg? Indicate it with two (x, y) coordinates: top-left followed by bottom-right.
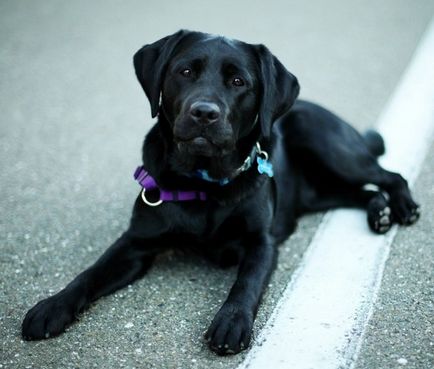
(205, 233), (277, 355)
(22, 232), (161, 340)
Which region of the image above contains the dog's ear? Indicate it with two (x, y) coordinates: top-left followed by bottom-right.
(133, 30), (187, 118)
(254, 45), (300, 138)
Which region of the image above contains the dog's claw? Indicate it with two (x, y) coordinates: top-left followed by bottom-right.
(379, 206), (391, 216)
(368, 195), (393, 234)
(379, 215), (389, 225)
(378, 226), (390, 233)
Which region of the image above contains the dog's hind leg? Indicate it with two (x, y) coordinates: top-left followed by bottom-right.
(300, 187), (395, 234)
(316, 151), (419, 228)
(302, 144), (419, 232)
(285, 101), (420, 231)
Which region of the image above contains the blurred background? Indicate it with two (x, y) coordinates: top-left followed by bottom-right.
(1, 1), (433, 368)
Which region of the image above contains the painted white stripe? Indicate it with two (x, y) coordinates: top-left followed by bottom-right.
(238, 18), (434, 369)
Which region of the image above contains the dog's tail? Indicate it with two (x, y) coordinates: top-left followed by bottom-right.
(363, 129), (385, 157)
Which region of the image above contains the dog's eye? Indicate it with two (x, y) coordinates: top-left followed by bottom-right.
(180, 68), (192, 77)
(232, 77), (245, 87)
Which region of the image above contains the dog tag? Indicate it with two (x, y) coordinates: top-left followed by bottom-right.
(257, 157), (274, 177)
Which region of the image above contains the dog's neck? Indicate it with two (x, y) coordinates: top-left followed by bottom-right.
(185, 142), (263, 186)
(142, 119), (268, 188)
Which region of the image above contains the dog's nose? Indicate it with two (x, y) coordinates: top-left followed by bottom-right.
(190, 101), (221, 125)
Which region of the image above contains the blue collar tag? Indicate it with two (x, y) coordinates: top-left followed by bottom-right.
(257, 157), (274, 177)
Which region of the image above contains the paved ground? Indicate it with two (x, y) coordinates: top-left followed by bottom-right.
(0, 1), (433, 368)
(355, 141), (434, 369)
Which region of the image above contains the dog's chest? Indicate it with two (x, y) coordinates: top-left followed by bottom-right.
(167, 202), (236, 240)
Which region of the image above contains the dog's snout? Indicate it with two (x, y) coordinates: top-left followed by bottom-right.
(190, 101), (221, 124)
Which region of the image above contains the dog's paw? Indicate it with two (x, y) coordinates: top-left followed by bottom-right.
(389, 191), (420, 225)
(22, 292), (80, 340)
(367, 194), (393, 234)
(204, 304), (253, 355)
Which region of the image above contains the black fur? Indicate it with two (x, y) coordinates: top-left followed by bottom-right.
(22, 31), (420, 355)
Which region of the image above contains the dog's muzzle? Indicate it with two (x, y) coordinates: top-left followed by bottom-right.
(189, 101), (221, 126)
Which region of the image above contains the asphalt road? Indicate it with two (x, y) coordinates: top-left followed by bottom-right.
(1, 1), (433, 368)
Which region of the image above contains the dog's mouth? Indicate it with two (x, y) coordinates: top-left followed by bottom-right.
(176, 136), (217, 156)
(176, 136), (219, 157)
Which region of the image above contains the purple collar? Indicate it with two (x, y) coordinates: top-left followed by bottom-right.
(134, 142), (273, 206)
(134, 166), (207, 206)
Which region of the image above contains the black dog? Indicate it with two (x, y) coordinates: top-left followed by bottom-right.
(22, 30), (420, 355)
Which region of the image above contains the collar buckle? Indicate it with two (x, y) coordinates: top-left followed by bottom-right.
(239, 156), (252, 172)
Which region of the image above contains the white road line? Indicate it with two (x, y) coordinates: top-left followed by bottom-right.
(238, 18), (434, 369)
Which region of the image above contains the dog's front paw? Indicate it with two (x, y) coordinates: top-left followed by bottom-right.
(204, 304), (253, 355)
(22, 291), (82, 340)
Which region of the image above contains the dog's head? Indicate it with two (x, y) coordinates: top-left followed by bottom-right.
(134, 30), (299, 176)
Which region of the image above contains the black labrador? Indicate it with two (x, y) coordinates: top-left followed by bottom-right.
(22, 30), (420, 355)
